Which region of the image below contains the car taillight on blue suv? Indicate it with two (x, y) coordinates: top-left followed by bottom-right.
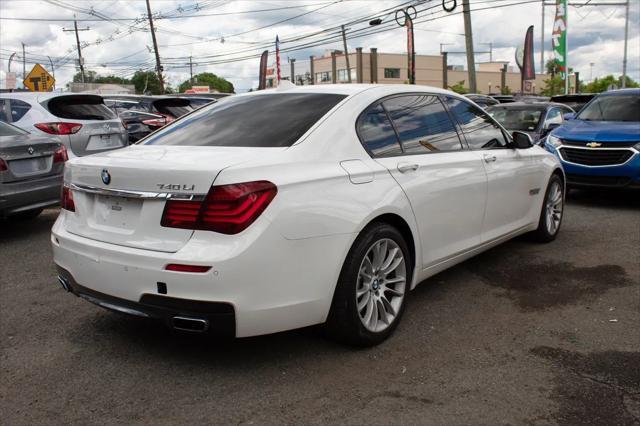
(544, 89), (640, 189)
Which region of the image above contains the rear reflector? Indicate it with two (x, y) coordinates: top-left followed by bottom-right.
(161, 181), (277, 235)
(34, 122), (82, 135)
(53, 145), (68, 163)
(61, 185), (75, 212)
(165, 264), (211, 273)
(142, 117), (167, 127)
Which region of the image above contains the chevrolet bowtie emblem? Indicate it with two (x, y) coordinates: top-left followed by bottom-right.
(586, 142), (602, 148)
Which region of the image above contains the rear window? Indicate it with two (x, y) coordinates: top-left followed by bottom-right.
(46, 95), (116, 121)
(143, 93), (346, 147)
(152, 99), (193, 118)
(0, 120), (28, 136)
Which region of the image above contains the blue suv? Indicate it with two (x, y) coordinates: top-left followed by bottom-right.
(544, 88), (640, 189)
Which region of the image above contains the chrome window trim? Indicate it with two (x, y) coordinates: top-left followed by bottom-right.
(68, 183), (206, 201)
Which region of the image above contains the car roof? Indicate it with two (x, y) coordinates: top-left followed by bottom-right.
(0, 92), (104, 103)
(598, 88), (640, 96)
(487, 101), (569, 110)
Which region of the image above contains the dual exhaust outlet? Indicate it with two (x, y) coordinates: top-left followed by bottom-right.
(57, 275), (210, 333)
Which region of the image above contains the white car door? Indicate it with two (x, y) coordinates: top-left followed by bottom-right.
(445, 96), (539, 242)
(358, 95), (488, 269)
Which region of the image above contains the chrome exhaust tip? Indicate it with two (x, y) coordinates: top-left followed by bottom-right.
(172, 316), (209, 333)
(57, 275), (71, 292)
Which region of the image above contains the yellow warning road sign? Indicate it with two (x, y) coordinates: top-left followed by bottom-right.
(23, 64), (55, 92)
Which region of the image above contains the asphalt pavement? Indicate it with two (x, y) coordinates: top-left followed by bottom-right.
(1, 190), (639, 425)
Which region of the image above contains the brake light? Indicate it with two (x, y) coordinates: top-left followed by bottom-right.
(165, 264), (211, 273)
(161, 181), (277, 235)
(141, 117), (167, 127)
(53, 145), (68, 163)
(0, 158), (7, 172)
(34, 122), (83, 135)
(61, 185), (75, 212)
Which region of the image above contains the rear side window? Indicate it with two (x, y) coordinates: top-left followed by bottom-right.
(357, 104), (402, 157)
(143, 93), (346, 147)
(47, 95), (116, 121)
(383, 95), (462, 153)
(0, 99), (8, 122)
(10, 99), (32, 122)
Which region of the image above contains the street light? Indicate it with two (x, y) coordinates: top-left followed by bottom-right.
(370, 6), (417, 84)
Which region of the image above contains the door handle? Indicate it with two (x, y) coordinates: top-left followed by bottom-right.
(483, 154), (497, 163)
(397, 162), (419, 173)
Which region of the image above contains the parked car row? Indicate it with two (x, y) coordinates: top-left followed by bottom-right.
(0, 91), (229, 217)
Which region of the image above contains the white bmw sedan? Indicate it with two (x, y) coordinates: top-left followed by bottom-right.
(52, 84), (565, 346)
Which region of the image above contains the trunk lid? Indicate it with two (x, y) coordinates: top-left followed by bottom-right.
(64, 145), (285, 252)
(0, 135), (63, 183)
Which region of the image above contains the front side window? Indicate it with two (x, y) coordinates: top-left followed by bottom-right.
(383, 95), (462, 153)
(384, 68), (401, 79)
(357, 104), (402, 157)
(447, 97), (508, 149)
(545, 108), (563, 126)
(143, 93), (346, 148)
(10, 99), (32, 122)
(577, 94), (640, 122)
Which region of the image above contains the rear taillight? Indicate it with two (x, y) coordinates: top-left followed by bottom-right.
(161, 181), (277, 235)
(61, 185), (75, 212)
(34, 122), (82, 135)
(141, 117), (167, 128)
(121, 119), (128, 130)
(0, 158), (7, 172)
(53, 145), (68, 163)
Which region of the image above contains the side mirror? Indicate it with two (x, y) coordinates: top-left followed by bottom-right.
(512, 131), (533, 149)
(563, 112), (576, 120)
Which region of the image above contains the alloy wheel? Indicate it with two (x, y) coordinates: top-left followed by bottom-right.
(545, 181), (563, 235)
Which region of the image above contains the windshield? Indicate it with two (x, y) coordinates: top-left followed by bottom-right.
(577, 94), (640, 122)
(0, 120), (29, 136)
(143, 93), (346, 147)
(486, 107), (542, 131)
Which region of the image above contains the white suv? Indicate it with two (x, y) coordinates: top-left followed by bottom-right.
(0, 93), (127, 158)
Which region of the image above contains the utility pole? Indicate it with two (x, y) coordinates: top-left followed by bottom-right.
(22, 43), (25, 81)
(145, 0), (165, 94)
(341, 25), (352, 83)
(541, 1), (545, 74)
(47, 56), (55, 90)
(63, 18), (89, 83)
(462, 0), (477, 92)
(189, 56), (193, 83)
(621, 0), (629, 88)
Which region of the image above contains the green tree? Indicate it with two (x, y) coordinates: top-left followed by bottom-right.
(178, 72), (234, 93)
(131, 71), (163, 95)
(584, 74), (639, 93)
(71, 70), (97, 83)
(94, 75), (132, 85)
(449, 80), (469, 94)
(541, 75), (565, 96)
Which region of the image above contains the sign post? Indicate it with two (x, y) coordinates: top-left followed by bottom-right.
(23, 64), (55, 92)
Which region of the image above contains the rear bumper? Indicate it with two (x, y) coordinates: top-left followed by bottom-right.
(0, 174), (62, 217)
(56, 266), (235, 335)
(51, 211), (353, 338)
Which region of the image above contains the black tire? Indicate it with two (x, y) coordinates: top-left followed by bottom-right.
(12, 208), (43, 220)
(530, 174), (564, 243)
(324, 223), (412, 347)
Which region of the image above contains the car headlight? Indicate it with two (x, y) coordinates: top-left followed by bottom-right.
(546, 134), (563, 149)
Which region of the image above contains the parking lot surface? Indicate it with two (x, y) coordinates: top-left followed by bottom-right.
(1, 190), (638, 425)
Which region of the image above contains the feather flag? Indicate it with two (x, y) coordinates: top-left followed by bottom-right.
(275, 35), (282, 83)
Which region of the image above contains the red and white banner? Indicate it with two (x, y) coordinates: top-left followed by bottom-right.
(275, 35), (282, 83)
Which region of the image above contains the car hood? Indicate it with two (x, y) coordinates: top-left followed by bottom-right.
(552, 119), (640, 142)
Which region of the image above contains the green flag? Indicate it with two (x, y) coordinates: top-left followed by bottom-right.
(552, 0), (568, 92)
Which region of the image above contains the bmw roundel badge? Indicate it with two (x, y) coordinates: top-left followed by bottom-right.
(101, 169), (111, 185)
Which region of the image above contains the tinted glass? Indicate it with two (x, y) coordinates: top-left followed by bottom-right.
(0, 99), (8, 122)
(577, 94), (640, 122)
(487, 106), (543, 131)
(447, 97), (508, 149)
(10, 99), (32, 122)
(47, 96), (116, 120)
(144, 93), (346, 147)
(545, 108), (563, 125)
(357, 104), (402, 157)
(0, 120), (28, 136)
(384, 95), (462, 153)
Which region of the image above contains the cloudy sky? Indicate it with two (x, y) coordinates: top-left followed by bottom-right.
(0, 0), (637, 92)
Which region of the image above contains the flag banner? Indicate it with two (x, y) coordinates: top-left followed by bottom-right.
(275, 35), (282, 83)
(258, 50), (268, 90)
(552, 0), (567, 81)
(523, 25), (535, 80)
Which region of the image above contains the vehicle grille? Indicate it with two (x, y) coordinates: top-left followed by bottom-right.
(566, 174), (632, 187)
(562, 139), (638, 148)
(559, 147), (634, 166)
